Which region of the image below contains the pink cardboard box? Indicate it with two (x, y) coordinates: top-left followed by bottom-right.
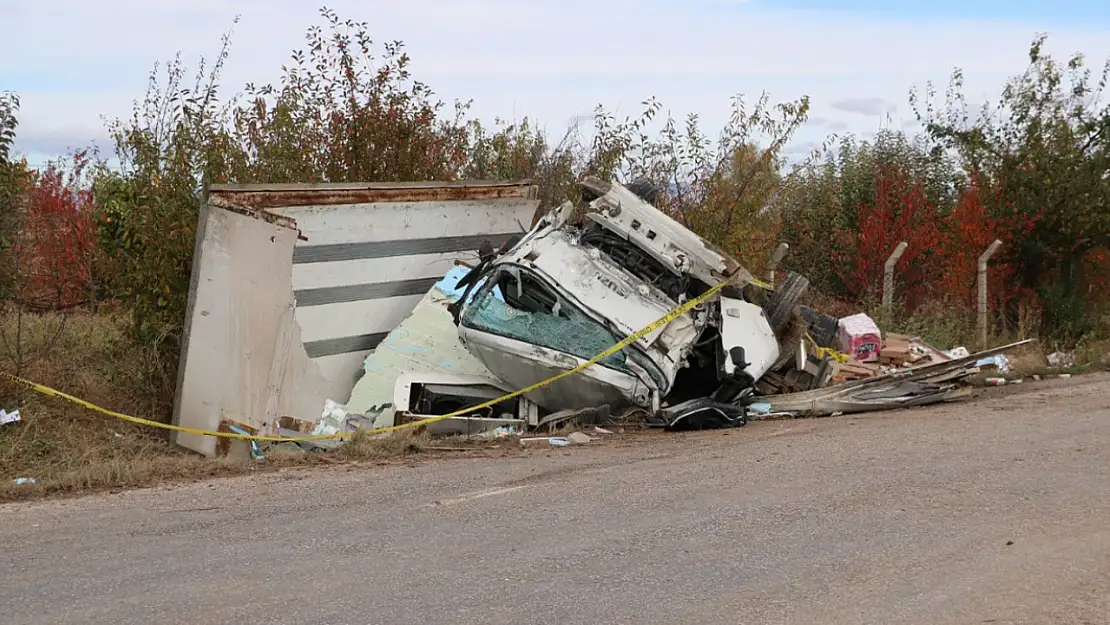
(837, 313), (882, 362)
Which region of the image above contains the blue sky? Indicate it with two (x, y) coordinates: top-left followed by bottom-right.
(2, 0), (1109, 167)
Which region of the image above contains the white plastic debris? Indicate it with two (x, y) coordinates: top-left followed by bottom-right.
(0, 409), (20, 426)
(1047, 351), (1075, 369)
(946, 346), (971, 359)
(520, 437), (569, 447)
(313, 399), (349, 437)
(975, 354), (1011, 373)
(748, 403), (772, 416)
(13, 478), (37, 485)
(566, 432), (593, 445)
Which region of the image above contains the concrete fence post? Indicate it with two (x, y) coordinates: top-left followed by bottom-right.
(978, 239), (1003, 347)
(882, 241), (908, 315)
(766, 242), (790, 286)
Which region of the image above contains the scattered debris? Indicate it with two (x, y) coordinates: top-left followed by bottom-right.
(985, 378), (1007, 386)
(536, 405), (611, 430)
(0, 408), (20, 426)
(946, 346), (971, 359)
(762, 341), (1034, 417)
(748, 402), (773, 416)
(521, 437), (569, 447)
(976, 354), (1012, 373)
(566, 432), (593, 444)
(13, 478), (37, 485)
(1047, 351), (1076, 369)
(225, 423), (265, 461)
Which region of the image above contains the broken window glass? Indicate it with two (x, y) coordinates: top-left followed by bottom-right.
(460, 266), (665, 386)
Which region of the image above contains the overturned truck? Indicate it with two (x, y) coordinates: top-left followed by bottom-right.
(446, 177), (808, 429)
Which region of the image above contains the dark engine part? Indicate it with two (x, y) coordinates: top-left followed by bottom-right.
(579, 226), (689, 301)
(710, 346), (756, 404)
(659, 397), (748, 431)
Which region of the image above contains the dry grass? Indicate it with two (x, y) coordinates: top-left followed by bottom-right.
(0, 310), (443, 502)
(0, 310), (219, 500)
(334, 428), (431, 460)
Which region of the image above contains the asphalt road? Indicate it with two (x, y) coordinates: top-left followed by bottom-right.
(3, 374), (1110, 625)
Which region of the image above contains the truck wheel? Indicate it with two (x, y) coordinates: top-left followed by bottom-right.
(763, 271), (809, 335)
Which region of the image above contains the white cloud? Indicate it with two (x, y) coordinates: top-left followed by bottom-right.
(4, 0), (1110, 164)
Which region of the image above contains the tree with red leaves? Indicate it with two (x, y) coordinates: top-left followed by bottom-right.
(14, 152), (98, 310)
(934, 173), (1036, 317)
(833, 164), (943, 312)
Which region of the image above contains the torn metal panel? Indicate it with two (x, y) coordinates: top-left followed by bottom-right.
(346, 266), (503, 427)
(460, 327), (657, 412)
(172, 202), (332, 457)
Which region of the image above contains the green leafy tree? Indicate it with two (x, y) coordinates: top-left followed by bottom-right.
(914, 35), (1110, 339)
(628, 93), (810, 269)
(0, 92), (28, 301)
(95, 21), (241, 371)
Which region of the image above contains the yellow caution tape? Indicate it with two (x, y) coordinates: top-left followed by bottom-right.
(0, 279), (733, 443)
(805, 333), (849, 364)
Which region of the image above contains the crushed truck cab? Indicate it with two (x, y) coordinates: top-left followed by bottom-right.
(451, 178), (800, 421)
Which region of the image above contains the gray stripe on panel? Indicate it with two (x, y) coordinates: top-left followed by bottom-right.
(303, 332), (389, 359)
(294, 277), (440, 307)
(292, 232), (520, 264)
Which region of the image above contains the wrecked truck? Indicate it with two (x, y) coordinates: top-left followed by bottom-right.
(447, 177), (808, 427)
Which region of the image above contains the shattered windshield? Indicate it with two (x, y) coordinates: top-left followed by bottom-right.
(460, 266), (666, 387)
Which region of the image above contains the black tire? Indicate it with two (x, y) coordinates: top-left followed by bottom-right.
(763, 271), (809, 335)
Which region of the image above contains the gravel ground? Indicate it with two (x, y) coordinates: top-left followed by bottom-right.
(2, 373), (1109, 625)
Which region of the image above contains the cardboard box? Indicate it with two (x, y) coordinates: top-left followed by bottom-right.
(837, 313), (882, 362)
